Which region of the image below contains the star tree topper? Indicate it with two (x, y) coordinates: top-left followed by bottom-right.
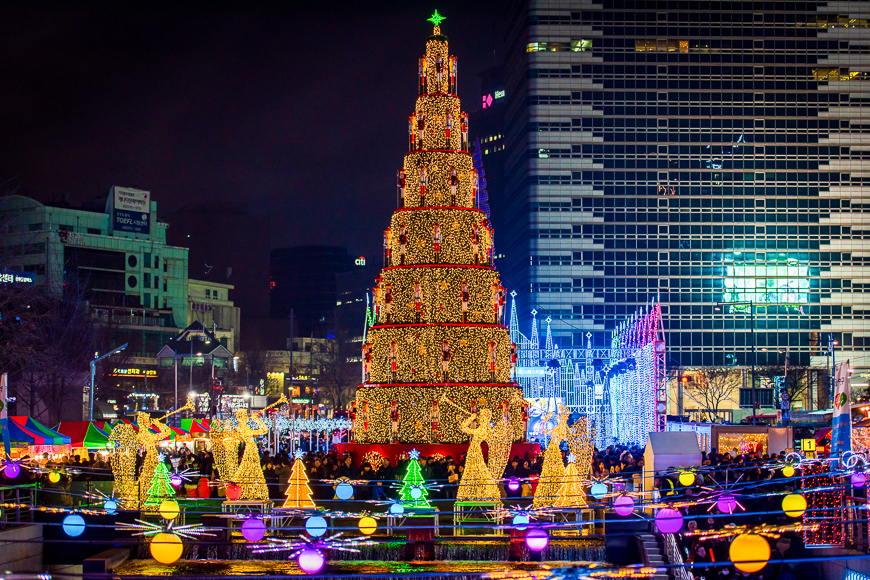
(294, 449), (305, 460)
(428, 10), (446, 27)
(409, 448), (421, 460)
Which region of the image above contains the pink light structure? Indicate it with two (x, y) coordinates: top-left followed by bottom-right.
(655, 508), (683, 533)
(297, 548), (325, 574)
(614, 495), (635, 516)
(525, 528), (549, 552)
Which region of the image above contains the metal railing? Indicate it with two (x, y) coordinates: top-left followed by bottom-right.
(664, 533), (695, 580)
(0, 484), (37, 523)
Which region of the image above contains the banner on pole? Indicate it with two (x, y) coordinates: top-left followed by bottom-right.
(832, 360), (852, 456)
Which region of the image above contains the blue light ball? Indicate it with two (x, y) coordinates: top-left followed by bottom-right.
(104, 500), (117, 515)
(512, 514), (530, 530)
(590, 482), (608, 499)
(389, 503), (405, 516)
(335, 482), (354, 500)
(62, 514), (86, 537)
(305, 515), (328, 538)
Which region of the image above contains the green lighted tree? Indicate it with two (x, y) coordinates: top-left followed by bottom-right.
(398, 449), (432, 509)
(144, 458), (174, 510)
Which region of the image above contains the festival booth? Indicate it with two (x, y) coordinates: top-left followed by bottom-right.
(667, 422), (794, 455)
(56, 421), (112, 449)
(0, 416), (71, 458)
(643, 431), (701, 493)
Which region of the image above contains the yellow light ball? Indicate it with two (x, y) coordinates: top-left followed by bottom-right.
(782, 493), (807, 518)
(150, 532), (183, 564)
(729, 533), (770, 573)
(678, 471), (695, 486)
(358, 516), (378, 535)
(159, 499), (180, 521)
(48, 471), (61, 483)
(782, 465), (795, 478)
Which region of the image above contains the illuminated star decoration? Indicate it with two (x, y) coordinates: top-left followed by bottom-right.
(294, 449), (305, 460)
(408, 448), (421, 460)
(427, 10), (446, 27)
(250, 533), (375, 559)
(567, 454), (576, 463)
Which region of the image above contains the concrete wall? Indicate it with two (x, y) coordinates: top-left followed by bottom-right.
(0, 524), (43, 572)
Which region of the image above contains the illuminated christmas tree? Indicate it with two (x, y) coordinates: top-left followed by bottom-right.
(398, 449), (432, 509)
(533, 407), (569, 509)
(283, 452), (316, 509)
(144, 457), (175, 510)
(554, 455), (587, 508)
(354, 12), (524, 445)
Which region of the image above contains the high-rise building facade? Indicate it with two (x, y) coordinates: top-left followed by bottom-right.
(497, 0), (870, 405)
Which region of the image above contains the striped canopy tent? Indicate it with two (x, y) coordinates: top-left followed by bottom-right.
(110, 418), (140, 432)
(55, 422), (112, 448)
(178, 418), (210, 434)
(2, 416), (71, 447)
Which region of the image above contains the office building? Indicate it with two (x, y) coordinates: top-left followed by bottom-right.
(0, 189), (189, 357)
(495, 0), (870, 410)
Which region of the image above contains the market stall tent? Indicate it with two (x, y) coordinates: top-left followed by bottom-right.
(55, 422), (112, 448)
(1, 416), (71, 447)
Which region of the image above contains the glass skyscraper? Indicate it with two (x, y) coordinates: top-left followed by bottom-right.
(486, 0), (870, 409)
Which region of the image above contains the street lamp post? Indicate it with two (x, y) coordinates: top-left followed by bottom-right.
(89, 343), (128, 421)
(717, 301), (756, 426)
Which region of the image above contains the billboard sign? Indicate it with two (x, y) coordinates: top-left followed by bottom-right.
(111, 186), (150, 234)
(0, 270), (36, 285)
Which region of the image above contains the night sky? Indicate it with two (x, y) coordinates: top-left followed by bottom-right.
(0, 2), (502, 260)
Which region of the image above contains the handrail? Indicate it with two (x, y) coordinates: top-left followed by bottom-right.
(664, 533), (695, 580)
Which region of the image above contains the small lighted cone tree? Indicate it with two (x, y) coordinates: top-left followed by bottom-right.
(283, 456), (316, 509)
(144, 460), (175, 511)
(554, 456), (587, 508)
(399, 450), (433, 509)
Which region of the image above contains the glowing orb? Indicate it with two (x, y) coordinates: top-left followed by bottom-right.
(242, 517), (266, 542)
(48, 471), (61, 484)
(525, 528), (549, 552)
(5, 462), (20, 479)
(782, 493), (807, 518)
(678, 471), (695, 486)
(62, 514), (86, 537)
(410, 486), (422, 500)
(512, 514), (530, 530)
(305, 515), (328, 537)
(852, 472), (866, 488)
(150, 532), (183, 564)
(170, 475), (183, 487)
(590, 482), (608, 499)
(297, 547), (325, 574)
(336, 482), (354, 500)
(614, 495), (635, 516)
(654, 508), (683, 533)
(782, 465), (795, 478)
(729, 533), (770, 573)
(389, 503), (405, 516)
(508, 478), (520, 491)
(104, 499), (117, 515)
(159, 499), (180, 521)
(717, 494), (737, 514)
(358, 516), (377, 535)
(225, 484), (242, 501)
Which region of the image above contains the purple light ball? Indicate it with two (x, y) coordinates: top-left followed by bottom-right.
(297, 548), (325, 574)
(614, 494), (635, 516)
(5, 461), (20, 479)
(525, 528), (549, 552)
(852, 472), (867, 488)
(655, 507), (684, 534)
(170, 475), (183, 487)
(717, 494), (738, 514)
(508, 478), (520, 491)
(241, 517), (266, 542)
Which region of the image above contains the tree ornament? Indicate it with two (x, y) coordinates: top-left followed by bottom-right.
(729, 533), (770, 573)
(62, 513), (86, 537)
(782, 493), (807, 517)
(159, 499), (180, 521)
(242, 517), (267, 542)
(150, 532), (183, 564)
(655, 508), (683, 533)
(358, 516), (377, 535)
